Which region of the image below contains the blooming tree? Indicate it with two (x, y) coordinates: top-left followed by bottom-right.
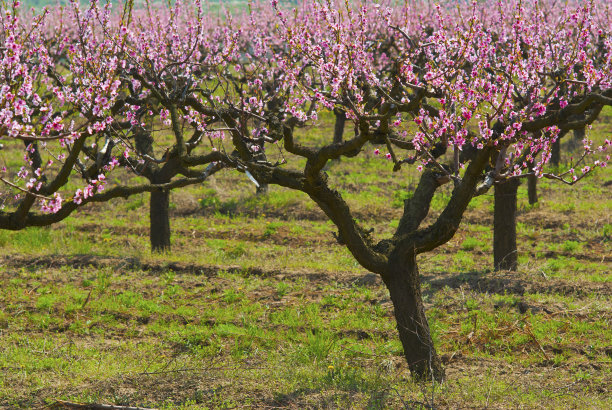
(246, 0), (611, 380)
(1, 0), (610, 381)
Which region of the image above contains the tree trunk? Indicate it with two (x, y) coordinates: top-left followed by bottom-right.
(568, 127), (585, 152)
(527, 173), (538, 205)
(333, 108), (346, 145)
(24, 141), (47, 182)
(383, 253), (445, 382)
(150, 188), (171, 252)
(494, 178), (520, 271)
(550, 139), (560, 167)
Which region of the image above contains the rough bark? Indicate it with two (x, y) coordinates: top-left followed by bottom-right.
(383, 252), (445, 382)
(494, 178), (520, 271)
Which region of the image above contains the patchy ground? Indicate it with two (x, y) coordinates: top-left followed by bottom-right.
(0, 110), (610, 408)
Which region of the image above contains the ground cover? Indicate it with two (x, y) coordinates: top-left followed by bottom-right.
(0, 111), (610, 408)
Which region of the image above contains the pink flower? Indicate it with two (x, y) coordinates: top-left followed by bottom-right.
(73, 189), (83, 205)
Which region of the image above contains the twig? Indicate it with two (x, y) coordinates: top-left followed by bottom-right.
(0, 177), (52, 200)
(81, 289), (92, 309)
(524, 325), (551, 361)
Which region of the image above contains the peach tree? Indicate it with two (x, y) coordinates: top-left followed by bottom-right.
(1, 0), (610, 382)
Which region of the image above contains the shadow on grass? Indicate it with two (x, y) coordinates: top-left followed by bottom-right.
(421, 269), (609, 298)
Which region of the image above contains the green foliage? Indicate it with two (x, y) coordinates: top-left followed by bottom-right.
(263, 221), (283, 237)
(276, 281), (290, 298)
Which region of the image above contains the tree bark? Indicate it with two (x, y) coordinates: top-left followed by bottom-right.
(494, 178), (520, 271)
(527, 173), (538, 205)
(383, 252), (445, 382)
(550, 139), (561, 167)
(150, 187), (171, 252)
(24, 141), (48, 182)
(333, 108), (346, 145)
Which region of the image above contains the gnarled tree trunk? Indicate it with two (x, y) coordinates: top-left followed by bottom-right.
(383, 252), (445, 382)
(494, 178), (520, 271)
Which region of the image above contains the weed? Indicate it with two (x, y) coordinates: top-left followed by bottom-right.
(125, 196), (145, 211)
(264, 221), (283, 237)
(602, 223), (611, 241)
(561, 240), (582, 253)
(461, 237), (484, 251)
(223, 288), (243, 303)
(276, 282), (290, 298)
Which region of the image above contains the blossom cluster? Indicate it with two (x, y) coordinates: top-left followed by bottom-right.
(0, 0), (610, 216)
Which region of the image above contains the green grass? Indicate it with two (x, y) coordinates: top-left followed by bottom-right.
(1, 254), (610, 408)
(0, 109), (610, 408)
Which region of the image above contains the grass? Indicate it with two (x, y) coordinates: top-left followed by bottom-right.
(1, 255), (610, 408)
(0, 110), (610, 408)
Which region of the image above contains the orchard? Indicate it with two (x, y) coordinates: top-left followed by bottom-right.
(1, 0), (610, 407)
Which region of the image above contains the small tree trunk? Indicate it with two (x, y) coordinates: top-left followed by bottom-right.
(253, 144), (269, 194)
(550, 139), (561, 167)
(150, 188), (171, 252)
(383, 252), (445, 382)
(568, 127), (585, 152)
(333, 108), (346, 145)
(494, 178), (520, 271)
(549, 129), (568, 168)
(527, 173), (538, 205)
